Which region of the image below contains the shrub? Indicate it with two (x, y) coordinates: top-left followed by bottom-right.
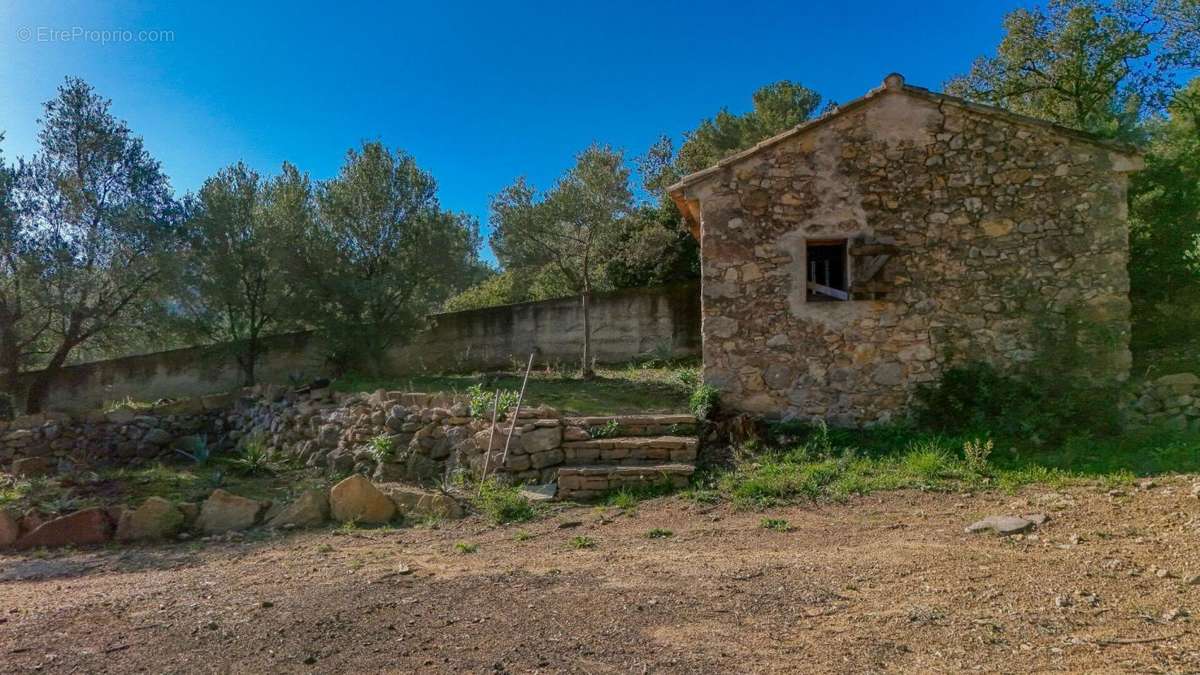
(589, 419), (620, 439)
(174, 436), (212, 466)
(912, 361), (1120, 446)
(474, 479), (535, 524)
(467, 383), (520, 420)
(226, 435), (274, 476)
(366, 434), (395, 463)
(689, 384), (720, 421)
(963, 437), (994, 474)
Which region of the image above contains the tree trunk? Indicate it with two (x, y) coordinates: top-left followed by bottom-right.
(0, 330), (22, 412)
(24, 342), (74, 414)
(238, 334), (259, 387)
(581, 281), (594, 379)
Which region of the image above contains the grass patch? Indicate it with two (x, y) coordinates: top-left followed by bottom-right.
(454, 542), (478, 554)
(568, 535), (597, 549)
(718, 421), (1200, 508)
(331, 357), (699, 415)
(1, 458), (328, 516)
(602, 480), (676, 509)
(759, 517), (791, 532)
(647, 528), (674, 539)
(473, 479), (536, 524)
(514, 530), (533, 542)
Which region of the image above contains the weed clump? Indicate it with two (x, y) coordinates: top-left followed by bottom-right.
(689, 384), (720, 421)
(760, 517), (791, 532)
(568, 535), (596, 549)
(473, 479), (535, 524)
(467, 384), (520, 420)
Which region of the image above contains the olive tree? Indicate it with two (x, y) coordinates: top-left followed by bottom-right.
(287, 142), (483, 373)
(18, 78), (178, 412)
(175, 162), (300, 385)
(490, 145), (633, 377)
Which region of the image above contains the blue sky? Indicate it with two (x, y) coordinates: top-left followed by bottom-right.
(1, 0), (1026, 263)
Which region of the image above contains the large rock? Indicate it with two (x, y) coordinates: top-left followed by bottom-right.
(318, 424), (341, 449)
(474, 428), (510, 452)
(142, 427), (173, 446)
(1156, 373), (1200, 394)
(15, 508), (113, 549)
(267, 489), (330, 529)
(965, 515), (1035, 536)
(0, 509), (19, 547)
(11, 456), (53, 477)
(521, 426), (562, 454)
(326, 448), (355, 474)
(384, 486), (464, 519)
(329, 475), (395, 524)
(196, 489), (263, 533)
(116, 497), (185, 542)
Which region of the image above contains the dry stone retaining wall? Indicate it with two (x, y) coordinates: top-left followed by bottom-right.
(0, 395), (234, 476)
(2, 384), (699, 492)
(1126, 373), (1200, 431)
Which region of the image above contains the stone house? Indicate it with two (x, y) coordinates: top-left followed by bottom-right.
(668, 74), (1143, 425)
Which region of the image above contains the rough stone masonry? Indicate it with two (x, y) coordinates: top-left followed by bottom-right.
(669, 73), (1143, 425)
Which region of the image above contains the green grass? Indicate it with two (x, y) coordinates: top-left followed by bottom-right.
(1, 459), (327, 516)
(454, 542), (478, 554)
(473, 479), (536, 524)
(759, 517), (791, 532)
(331, 357), (699, 415)
(568, 535), (597, 549)
(717, 422), (1200, 508)
(647, 528), (674, 539)
(601, 480), (677, 509)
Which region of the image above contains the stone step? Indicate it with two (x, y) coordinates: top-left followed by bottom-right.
(556, 463), (695, 501)
(563, 414), (698, 438)
(561, 436), (697, 465)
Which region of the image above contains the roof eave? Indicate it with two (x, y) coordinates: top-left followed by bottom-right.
(666, 73), (1144, 198)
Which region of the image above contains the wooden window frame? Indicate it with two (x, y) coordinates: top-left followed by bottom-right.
(804, 238), (851, 302)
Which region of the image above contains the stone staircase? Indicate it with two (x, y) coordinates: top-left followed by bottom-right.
(555, 414), (699, 500)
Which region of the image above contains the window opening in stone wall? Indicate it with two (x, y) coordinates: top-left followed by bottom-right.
(806, 239), (849, 301)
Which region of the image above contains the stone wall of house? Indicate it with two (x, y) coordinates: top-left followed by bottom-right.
(684, 83), (1136, 424)
(11, 283), (700, 414)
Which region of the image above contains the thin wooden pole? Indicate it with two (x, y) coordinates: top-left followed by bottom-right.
(499, 353), (535, 472)
(477, 389), (501, 494)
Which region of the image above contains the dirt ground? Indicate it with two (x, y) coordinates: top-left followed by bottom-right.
(2, 479), (1200, 674)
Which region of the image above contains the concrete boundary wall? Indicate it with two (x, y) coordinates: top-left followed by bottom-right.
(13, 283), (701, 413)
(391, 283), (701, 373)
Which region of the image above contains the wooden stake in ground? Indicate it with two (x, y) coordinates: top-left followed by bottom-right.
(478, 389), (501, 493)
(500, 353), (535, 470)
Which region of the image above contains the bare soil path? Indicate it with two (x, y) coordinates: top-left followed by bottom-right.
(2, 480), (1200, 673)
